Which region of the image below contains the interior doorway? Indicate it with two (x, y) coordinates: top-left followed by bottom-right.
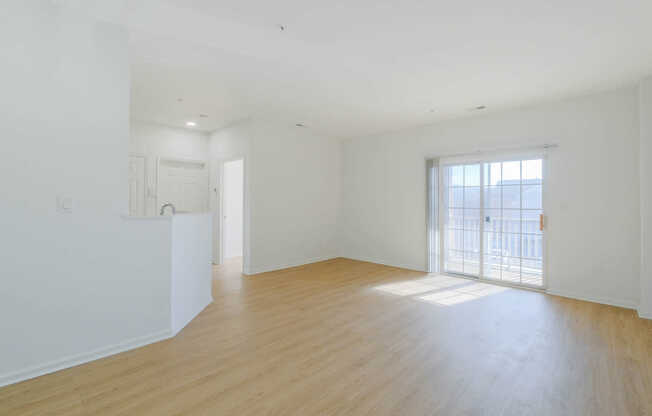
(213, 158), (245, 270)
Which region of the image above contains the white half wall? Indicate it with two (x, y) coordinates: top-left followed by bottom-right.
(341, 88), (641, 309)
(209, 119), (341, 274)
(171, 214), (213, 335)
(640, 77), (652, 318)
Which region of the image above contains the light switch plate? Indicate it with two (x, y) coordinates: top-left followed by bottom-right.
(57, 196), (73, 213)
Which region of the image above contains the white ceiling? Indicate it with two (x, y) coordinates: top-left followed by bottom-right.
(126, 0), (652, 138)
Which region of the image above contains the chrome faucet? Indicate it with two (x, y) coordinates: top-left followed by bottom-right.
(160, 203), (176, 216)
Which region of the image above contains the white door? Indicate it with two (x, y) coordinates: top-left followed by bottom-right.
(128, 156), (145, 216)
(223, 159), (244, 259)
(157, 159), (208, 214)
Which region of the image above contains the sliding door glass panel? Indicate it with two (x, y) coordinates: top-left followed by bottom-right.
(443, 163), (481, 277)
(483, 232), (502, 256)
(502, 186), (520, 209)
(485, 187), (501, 209)
(502, 210), (520, 233)
(478, 159), (543, 287)
(501, 257), (521, 283)
(483, 255), (502, 280)
(464, 252), (480, 275)
(502, 161), (521, 182)
(523, 159), (542, 183)
(447, 250), (464, 274)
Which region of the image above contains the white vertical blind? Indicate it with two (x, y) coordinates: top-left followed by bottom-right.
(426, 160), (439, 273)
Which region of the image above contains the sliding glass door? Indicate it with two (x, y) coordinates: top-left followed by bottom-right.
(442, 158), (544, 288)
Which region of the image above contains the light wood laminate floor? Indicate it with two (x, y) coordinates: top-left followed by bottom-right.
(1, 258), (651, 415)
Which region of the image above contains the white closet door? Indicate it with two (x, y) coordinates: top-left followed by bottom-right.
(157, 159), (208, 213)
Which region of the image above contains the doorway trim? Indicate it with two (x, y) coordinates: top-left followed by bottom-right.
(128, 153), (146, 217)
(213, 155), (249, 275)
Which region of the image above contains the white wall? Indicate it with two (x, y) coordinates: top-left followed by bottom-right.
(341, 88), (641, 309)
(130, 120), (209, 216)
(640, 78), (652, 318)
(0, 2), (173, 386)
(208, 120), (252, 266)
(209, 119), (341, 274)
(223, 159), (244, 259)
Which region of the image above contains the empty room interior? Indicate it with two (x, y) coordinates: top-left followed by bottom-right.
(2, 1), (652, 415)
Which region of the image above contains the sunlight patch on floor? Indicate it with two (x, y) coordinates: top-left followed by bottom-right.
(373, 275), (467, 296)
(418, 282), (508, 306)
(373, 275), (509, 306)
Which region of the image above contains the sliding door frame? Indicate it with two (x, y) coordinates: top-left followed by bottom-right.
(430, 153), (549, 290)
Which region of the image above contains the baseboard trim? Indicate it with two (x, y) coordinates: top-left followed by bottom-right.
(247, 255), (338, 275)
(0, 329), (172, 388)
(638, 309), (652, 320)
(546, 288), (638, 311)
(342, 258), (643, 314)
(172, 297), (213, 336)
(341, 255), (426, 273)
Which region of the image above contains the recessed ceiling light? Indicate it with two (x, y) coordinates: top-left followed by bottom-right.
(177, 98), (184, 102)
(429, 109), (436, 113)
(474, 105), (487, 110)
(186, 121), (197, 127)
(295, 123), (306, 127)
(199, 114), (208, 118)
